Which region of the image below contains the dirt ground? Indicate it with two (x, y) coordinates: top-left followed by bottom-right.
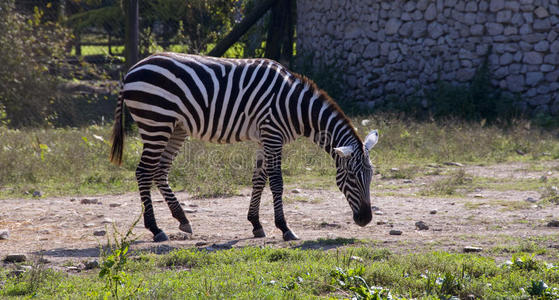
(1, 161), (558, 268)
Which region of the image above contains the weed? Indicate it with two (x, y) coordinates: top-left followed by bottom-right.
(98, 210), (143, 299)
(421, 169), (471, 196)
(526, 280), (559, 299)
(540, 185), (559, 205)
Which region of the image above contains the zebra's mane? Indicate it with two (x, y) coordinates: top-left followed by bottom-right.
(290, 72), (362, 144)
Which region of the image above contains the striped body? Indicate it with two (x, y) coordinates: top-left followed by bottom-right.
(111, 53), (378, 242)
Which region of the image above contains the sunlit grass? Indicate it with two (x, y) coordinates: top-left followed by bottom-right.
(0, 116), (558, 199)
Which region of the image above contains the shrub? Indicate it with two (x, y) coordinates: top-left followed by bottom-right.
(0, 0), (72, 127)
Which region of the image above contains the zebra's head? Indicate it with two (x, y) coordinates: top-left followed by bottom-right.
(333, 130), (379, 227)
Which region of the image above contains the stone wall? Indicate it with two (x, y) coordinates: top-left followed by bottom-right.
(297, 0), (559, 115)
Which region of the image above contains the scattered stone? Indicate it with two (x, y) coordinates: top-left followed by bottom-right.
(463, 246), (483, 253)
(210, 243), (233, 250)
(516, 149), (526, 156)
(32, 191), (43, 198)
(547, 220), (559, 227)
(376, 220), (387, 225)
(291, 188), (302, 194)
(350, 255), (364, 262)
(83, 223), (95, 228)
(432, 228), (443, 232)
(374, 211), (384, 215)
(189, 204), (199, 207)
(390, 168), (400, 172)
(403, 179), (413, 184)
(371, 206), (381, 211)
(169, 232), (192, 241)
(0, 229), (9, 240)
(4, 254), (26, 263)
(80, 198), (98, 205)
(415, 221), (429, 230)
(184, 208), (197, 213)
(361, 119), (371, 126)
(38, 257), (50, 264)
(101, 218), (113, 224)
(319, 222), (341, 228)
(84, 260), (99, 270)
(109, 203), (121, 208)
(389, 230), (402, 235)
(93, 230), (106, 237)
(70, 198), (76, 202)
(67, 266), (80, 272)
(525, 197), (538, 203)
(38, 229), (49, 234)
(195, 241), (207, 247)
(474, 194), (483, 198)
(430, 210), (438, 215)
(444, 162), (464, 167)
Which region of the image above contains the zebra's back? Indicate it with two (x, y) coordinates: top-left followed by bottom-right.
(122, 53), (290, 144)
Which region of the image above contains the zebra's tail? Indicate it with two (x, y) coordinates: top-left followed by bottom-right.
(110, 83), (125, 165)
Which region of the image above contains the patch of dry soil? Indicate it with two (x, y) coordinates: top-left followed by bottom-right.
(1, 161), (558, 267)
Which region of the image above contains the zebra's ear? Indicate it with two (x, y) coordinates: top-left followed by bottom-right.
(364, 130), (379, 151)
(334, 146), (354, 158)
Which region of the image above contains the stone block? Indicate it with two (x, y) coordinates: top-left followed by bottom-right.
(428, 22), (444, 39)
(385, 18), (402, 35)
(425, 4), (437, 20)
(533, 19), (552, 32)
(490, 0), (505, 12)
(534, 6), (549, 18)
(486, 23), (504, 35)
(534, 40), (549, 52)
(523, 52), (543, 64)
(526, 71), (544, 86)
(500, 52), (514, 65)
(506, 74), (525, 92)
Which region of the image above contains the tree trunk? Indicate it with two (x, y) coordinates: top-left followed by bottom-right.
(208, 0), (277, 57)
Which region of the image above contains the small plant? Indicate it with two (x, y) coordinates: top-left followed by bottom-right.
(98, 210), (143, 299)
(541, 185), (559, 204)
(421, 169), (471, 196)
(526, 280), (559, 299)
(331, 267), (394, 300)
(510, 253), (542, 271)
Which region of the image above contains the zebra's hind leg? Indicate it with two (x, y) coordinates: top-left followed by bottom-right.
(264, 145), (299, 241)
(247, 148), (267, 238)
(136, 148), (168, 242)
(154, 126), (192, 235)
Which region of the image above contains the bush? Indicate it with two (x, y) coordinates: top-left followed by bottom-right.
(0, 0), (72, 127)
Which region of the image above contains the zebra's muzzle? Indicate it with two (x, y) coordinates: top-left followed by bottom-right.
(353, 207), (372, 227)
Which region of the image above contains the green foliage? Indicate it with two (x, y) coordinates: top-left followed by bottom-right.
(2, 247), (559, 299)
(331, 267), (395, 300)
(0, 0), (72, 127)
(98, 211), (143, 299)
(526, 280), (559, 299)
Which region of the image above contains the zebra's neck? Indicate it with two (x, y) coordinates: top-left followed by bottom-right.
(302, 93), (362, 158)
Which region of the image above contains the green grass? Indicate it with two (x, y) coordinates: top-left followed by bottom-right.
(2, 246), (559, 299)
(1, 116), (558, 199)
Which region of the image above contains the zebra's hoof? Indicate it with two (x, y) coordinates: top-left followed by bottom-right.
(282, 230), (299, 241)
(252, 228), (266, 238)
(179, 223), (192, 234)
(153, 231), (169, 242)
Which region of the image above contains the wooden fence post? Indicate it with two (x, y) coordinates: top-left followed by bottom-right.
(125, 0), (139, 70)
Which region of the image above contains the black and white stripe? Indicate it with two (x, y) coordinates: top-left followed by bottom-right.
(110, 52), (378, 242)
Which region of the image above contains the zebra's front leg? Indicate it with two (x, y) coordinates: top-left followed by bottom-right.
(265, 149), (299, 241)
(247, 149), (267, 238)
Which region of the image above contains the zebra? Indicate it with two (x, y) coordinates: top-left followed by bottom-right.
(110, 52), (379, 242)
